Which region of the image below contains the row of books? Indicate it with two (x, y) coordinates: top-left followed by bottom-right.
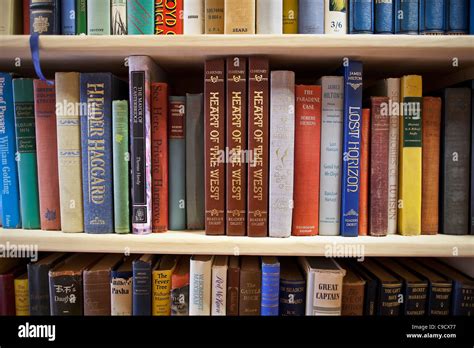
(1, 254), (472, 316)
(1, 0), (473, 36)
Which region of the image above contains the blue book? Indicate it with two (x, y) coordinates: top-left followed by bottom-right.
(80, 73), (121, 234)
(132, 255), (155, 316)
(111, 256), (135, 315)
(419, 0), (446, 34)
(446, 0), (469, 34)
(350, 0), (374, 33)
(470, 0), (474, 34)
(30, 0), (61, 35)
(61, 0), (77, 35)
(298, 0), (324, 34)
(395, 0), (419, 34)
(340, 60), (363, 237)
(0, 73), (21, 228)
(279, 259), (305, 316)
(374, 0), (394, 33)
(261, 257), (280, 316)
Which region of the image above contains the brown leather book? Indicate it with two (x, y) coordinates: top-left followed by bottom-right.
(370, 97), (390, 236)
(239, 256), (261, 316)
(204, 59), (226, 235)
(83, 254), (124, 316)
(226, 56), (247, 236)
(359, 108), (370, 236)
(340, 262), (366, 316)
(421, 97), (441, 234)
(226, 256), (240, 316)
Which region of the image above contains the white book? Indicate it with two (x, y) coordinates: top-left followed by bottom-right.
(111, 276), (132, 316)
(184, 0), (205, 34)
(190, 255), (214, 315)
(318, 76), (344, 235)
(269, 71), (295, 238)
(112, 0), (127, 35)
(324, 0), (347, 34)
(256, 0), (283, 34)
(211, 255), (228, 316)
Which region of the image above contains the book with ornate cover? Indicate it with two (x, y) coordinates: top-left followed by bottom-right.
(129, 56), (167, 234)
(346, 259), (377, 315)
(261, 256), (280, 316)
(171, 255), (190, 316)
(269, 71), (295, 238)
(205, 0), (224, 33)
(30, 0), (60, 34)
(441, 88), (470, 235)
(374, 0), (394, 33)
(112, 0), (128, 35)
(341, 263), (365, 316)
(0, 73), (21, 228)
(112, 101), (130, 234)
(226, 256), (240, 316)
(279, 258), (305, 316)
(34, 80), (61, 230)
(184, 0), (204, 34)
(14, 273), (29, 316)
(394, 0), (419, 34)
(128, 0), (154, 34)
(358, 108), (369, 236)
(87, 0), (111, 35)
(190, 255), (214, 315)
(247, 57), (269, 237)
(204, 59), (225, 235)
(421, 97), (441, 235)
(224, 0), (256, 34)
(369, 97), (390, 236)
(13, 78), (40, 229)
(299, 0), (324, 34)
(152, 255), (177, 316)
(283, 0), (298, 33)
(349, 0), (374, 33)
(0, 0), (22, 34)
(61, 0), (76, 35)
(398, 75), (422, 236)
(155, 0), (184, 34)
(83, 253), (123, 316)
(292, 85), (321, 236)
(324, 0), (347, 34)
(55, 72), (84, 233)
(186, 93), (205, 230)
(211, 255), (228, 316)
(226, 57), (247, 236)
(256, 0), (283, 34)
(239, 256), (261, 316)
(111, 256), (137, 316)
(133, 254), (157, 316)
(446, 0), (469, 34)
(76, 0), (87, 34)
(151, 83), (168, 232)
(318, 76), (344, 236)
(419, 0), (446, 34)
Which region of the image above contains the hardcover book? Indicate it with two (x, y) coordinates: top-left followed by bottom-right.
(283, 0), (298, 33)
(224, 0), (256, 34)
(23, 0), (30, 34)
(446, 0), (469, 34)
(76, 0), (87, 34)
(0, 0), (22, 34)
(226, 256), (240, 316)
(111, 256), (136, 316)
(239, 256), (261, 316)
(190, 255), (214, 315)
(419, 0), (446, 34)
(349, 0), (374, 33)
(256, 0), (283, 34)
(0, 259), (24, 315)
(345, 260), (377, 315)
(128, 0), (154, 34)
(133, 254), (156, 316)
(171, 256), (190, 316)
(298, 0), (324, 34)
(184, 0), (205, 34)
(14, 273), (29, 316)
(112, 0), (128, 35)
(152, 255), (177, 316)
(394, 0), (419, 34)
(261, 256), (280, 316)
(341, 263), (365, 315)
(279, 258), (305, 316)
(205, 0), (224, 33)
(374, 0), (394, 33)
(61, 0), (76, 35)
(211, 255), (228, 316)
(324, 0), (347, 34)
(155, 0), (184, 34)
(87, 0), (111, 35)
(30, 0), (60, 34)
(358, 108), (370, 236)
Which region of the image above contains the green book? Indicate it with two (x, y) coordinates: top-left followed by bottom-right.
(128, 0), (154, 35)
(113, 100), (130, 233)
(87, 0), (111, 35)
(76, 0), (87, 34)
(12, 79), (40, 229)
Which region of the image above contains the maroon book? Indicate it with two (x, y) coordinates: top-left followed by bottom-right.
(0, 260), (25, 315)
(23, 0), (30, 34)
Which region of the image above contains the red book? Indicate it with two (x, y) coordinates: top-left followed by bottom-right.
(23, 0), (30, 34)
(155, 0), (184, 34)
(151, 82), (169, 232)
(358, 108), (370, 236)
(34, 80), (61, 230)
(0, 261), (24, 315)
(292, 85), (321, 236)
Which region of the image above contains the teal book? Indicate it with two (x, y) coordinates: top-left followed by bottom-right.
(113, 100), (130, 233)
(76, 0), (87, 34)
(12, 79), (40, 229)
(87, 0), (111, 35)
(128, 0), (154, 34)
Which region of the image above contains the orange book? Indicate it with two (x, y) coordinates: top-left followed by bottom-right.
(421, 97), (441, 234)
(358, 108), (370, 235)
(155, 0), (184, 34)
(292, 85), (321, 236)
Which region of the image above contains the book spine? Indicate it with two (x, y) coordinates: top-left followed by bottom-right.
(168, 96), (187, 230)
(211, 266), (227, 315)
(83, 270), (112, 315)
(226, 57), (247, 236)
(319, 76), (344, 236)
(311, 270), (345, 315)
(395, 0), (419, 34)
(369, 97), (390, 236)
(256, 0), (283, 34)
(224, 0), (256, 34)
(185, 93), (205, 230)
(190, 258), (213, 315)
(247, 57), (269, 237)
(428, 283), (451, 315)
(377, 284), (401, 315)
(349, 0), (374, 33)
(403, 284), (427, 315)
(33, 80), (61, 231)
(279, 279), (305, 316)
(127, 0), (154, 34)
(13, 78), (41, 229)
(152, 270), (173, 315)
(292, 85), (321, 236)
(341, 283), (364, 315)
(471, 82), (474, 235)
(112, 0), (128, 35)
(419, 0), (446, 34)
(261, 262), (280, 316)
(398, 75), (422, 236)
(204, 59), (226, 235)
(226, 265), (240, 315)
(298, 0), (324, 34)
(340, 61), (363, 237)
(30, 0), (60, 34)
(0, 274), (15, 315)
(205, 0), (224, 33)
(471, 0), (474, 34)
(324, 0), (347, 34)
(239, 270), (261, 315)
(184, 0), (205, 34)
(441, 88), (470, 235)
(61, 0), (77, 35)
(374, 0), (394, 33)
(27, 264), (51, 315)
(358, 108), (370, 235)
(283, 0), (298, 33)
(76, 0), (87, 34)
(87, 0), (111, 35)
(23, 0), (30, 34)
(0, 73), (21, 228)
(80, 74), (114, 234)
(421, 97), (441, 234)
(14, 277), (29, 316)
(155, 0), (184, 34)
(55, 72), (84, 233)
(112, 101), (130, 233)
(111, 271), (133, 316)
(133, 261), (152, 316)
(452, 282), (474, 315)
(170, 275), (189, 316)
(446, 0), (468, 34)
(49, 274), (84, 315)
(151, 83), (169, 232)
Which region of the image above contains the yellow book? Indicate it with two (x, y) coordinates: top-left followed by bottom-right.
(152, 255), (178, 316)
(14, 273), (29, 316)
(398, 75), (422, 235)
(283, 0), (298, 33)
(224, 0), (255, 34)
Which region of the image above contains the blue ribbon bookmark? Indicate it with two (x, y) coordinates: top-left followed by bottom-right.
(29, 33), (54, 85)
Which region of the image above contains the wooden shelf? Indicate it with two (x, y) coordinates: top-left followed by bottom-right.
(0, 229), (472, 257)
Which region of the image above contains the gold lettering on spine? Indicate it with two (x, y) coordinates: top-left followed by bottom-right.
(252, 89), (263, 200)
(209, 91), (220, 200)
